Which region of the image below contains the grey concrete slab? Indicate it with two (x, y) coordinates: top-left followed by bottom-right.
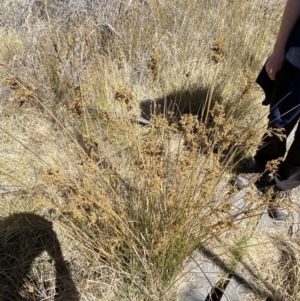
(220, 274), (252, 301)
(229, 190), (247, 216)
(256, 210), (290, 232)
(179, 255), (222, 301)
(221, 209), (292, 301)
(290, 203), (300, 237)
(181, 183), (296, 301)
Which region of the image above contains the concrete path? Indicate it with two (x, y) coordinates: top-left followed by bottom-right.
(179, 188), (299, 301)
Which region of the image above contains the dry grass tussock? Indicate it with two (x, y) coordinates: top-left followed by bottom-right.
(0, 0), (295, 300)
(233, 230), (300, 301)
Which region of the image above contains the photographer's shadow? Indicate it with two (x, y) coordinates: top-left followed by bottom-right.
(0, 212), (79, 301)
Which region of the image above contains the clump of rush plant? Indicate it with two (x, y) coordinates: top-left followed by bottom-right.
(34, 101), (266, 299)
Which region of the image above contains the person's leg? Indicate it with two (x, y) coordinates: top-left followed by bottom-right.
(254, 120), (297, 168)
(268, 103), (300, 221)
(268, 120), (300, 220)
(254, 59), (299, 168)
(275, 120), (300, 191)
(237, 59), (299, 191)
(254, 60), (300, 220)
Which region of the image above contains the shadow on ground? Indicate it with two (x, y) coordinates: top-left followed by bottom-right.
(139, 86), (248, 164)
(140, 85), (223, 123)
(200, 247), (287, 301)
(0, 212), (79, 301)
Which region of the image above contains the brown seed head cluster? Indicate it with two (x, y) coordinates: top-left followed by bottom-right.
(4, 77), (18, 88)
(118, 53), (126, 70)
(211, 39), (225, 63)
(115, 88), (134, 111)
(69, 85), (86, 116)
(147, 48), (161, 81)
(70, 100), (84, 116)
(42, 165), (67, 186)
(4, 77), (34, 107)
(242, 73), (255, 97)
(265, 158), (282, 173)
(265, 127), (286, 141)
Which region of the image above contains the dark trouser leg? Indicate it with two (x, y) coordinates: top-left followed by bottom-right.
(254, 59), (299, 168)
(275, 121), (300, 190)
(254, 119), (298, 167)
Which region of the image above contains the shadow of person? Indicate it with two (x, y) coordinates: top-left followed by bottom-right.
(0, 212), (80, 301)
